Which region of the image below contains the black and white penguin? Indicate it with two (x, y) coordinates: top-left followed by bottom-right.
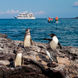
(44, 34), (62, 62)
(44, 34), (62, 51)
(24, 28), (32, 47)
(14, 47), (23, 67)
(49, 34), (62, 50)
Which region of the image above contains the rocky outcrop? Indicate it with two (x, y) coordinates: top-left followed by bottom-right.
(0, 33), (78, 78)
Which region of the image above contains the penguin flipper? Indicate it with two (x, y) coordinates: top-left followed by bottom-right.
(44, 38), (52, 41)
(30, 38), (33, 45)
(58, 42), (62, 49)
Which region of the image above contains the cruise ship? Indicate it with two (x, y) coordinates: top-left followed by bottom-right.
(15, 11), (36, 19)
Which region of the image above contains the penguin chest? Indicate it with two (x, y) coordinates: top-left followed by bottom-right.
(14, 53), (22, 67)
(24, 35), (31, 47)
(50, 41), (57, 50)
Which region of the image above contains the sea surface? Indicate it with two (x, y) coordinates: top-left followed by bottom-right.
(0, 18), (78, 47)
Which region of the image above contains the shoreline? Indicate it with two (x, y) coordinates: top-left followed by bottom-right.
(0, 33), (78, 78)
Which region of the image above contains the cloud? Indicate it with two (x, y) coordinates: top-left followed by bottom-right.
(0, 9), (19, 15)
(6, 9), (19, 14)
(35, 11), (45, 15)
(73, 1), (78, 7)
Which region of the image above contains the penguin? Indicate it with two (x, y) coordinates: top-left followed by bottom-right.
(14, 47), (23, 67)
(44, 34), (62, 63)
(49, 34), (62, 50)
(44, 34), (62, 51)
(24, 28), (32, 47)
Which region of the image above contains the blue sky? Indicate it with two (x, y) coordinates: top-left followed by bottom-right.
(0, 0), (78, 18)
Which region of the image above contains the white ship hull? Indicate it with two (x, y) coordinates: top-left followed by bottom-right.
(15, 11), (36, 19)
(15, 17), (35, 19)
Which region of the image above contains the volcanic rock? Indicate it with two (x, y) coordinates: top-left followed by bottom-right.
(0, 33), (78, 78)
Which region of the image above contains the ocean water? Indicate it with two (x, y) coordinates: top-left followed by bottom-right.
(0, 18), (78, 47)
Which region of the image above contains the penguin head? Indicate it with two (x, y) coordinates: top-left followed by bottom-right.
(49, 33), (56, 38)
(25, 28), (30, 34)
(16, 47), (23, 54)
(49, 34), (58, 43)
